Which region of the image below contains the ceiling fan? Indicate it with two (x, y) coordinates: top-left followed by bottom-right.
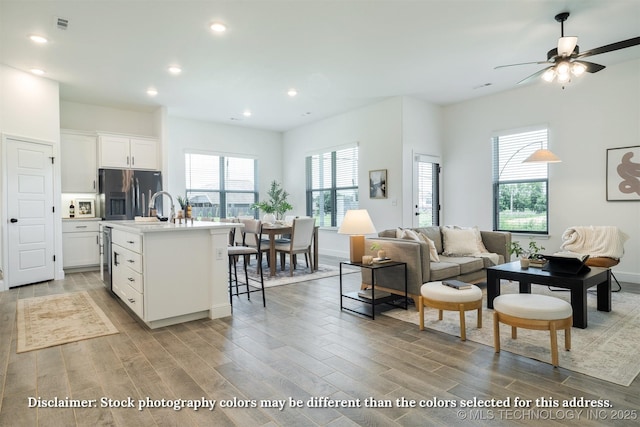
(496, 12), (640, 85)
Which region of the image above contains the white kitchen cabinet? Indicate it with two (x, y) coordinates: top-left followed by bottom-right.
(101, 221), (233, 328)
(112, 228), (144, 318)
(62, 219), (101, 269)
(60, 131), (97, 192)
(98, 134), (159, 170)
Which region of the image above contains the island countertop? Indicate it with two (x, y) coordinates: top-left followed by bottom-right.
(100, 219), (239, 233)
(101, 219), (235, 328)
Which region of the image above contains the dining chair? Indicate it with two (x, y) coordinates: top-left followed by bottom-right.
(239, 218), (269, 271)
(274, 217), (316, 276)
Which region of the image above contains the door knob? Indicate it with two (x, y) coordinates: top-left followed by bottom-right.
(10, 218), (18, 223)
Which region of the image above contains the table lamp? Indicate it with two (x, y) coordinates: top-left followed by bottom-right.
(338, 209), (376, 263)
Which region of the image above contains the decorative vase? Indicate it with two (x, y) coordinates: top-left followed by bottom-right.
(377, 250), (387, 259)
(263, 213), (276, 225)
(520, 258), (530, 269)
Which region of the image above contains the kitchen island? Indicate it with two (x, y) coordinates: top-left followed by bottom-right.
(101, 220), (237, 329)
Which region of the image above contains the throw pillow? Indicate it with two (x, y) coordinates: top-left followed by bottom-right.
(453, 225), (489, 253)
(418, 232), (440, 262)
(442, 227), (480, 256)
(398, 228), (421, 242)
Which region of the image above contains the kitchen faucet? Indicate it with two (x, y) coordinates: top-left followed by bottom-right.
(149, 191), (176, 222)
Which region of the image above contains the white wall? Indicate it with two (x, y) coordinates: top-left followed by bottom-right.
(60, 101), (158, 136)
(283, 96), (443, 258)
(0, 64), (62, 286)
(443, 59), (640, 283)
(165, 116), (283, 201)
(401, 97), (444, 226)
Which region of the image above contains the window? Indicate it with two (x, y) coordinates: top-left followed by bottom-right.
(306, 145), (359, 227)
(492, 128), (549, 234)
(185, 153), (257, 219)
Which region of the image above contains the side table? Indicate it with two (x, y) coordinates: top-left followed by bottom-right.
(339, 261), (408, 319)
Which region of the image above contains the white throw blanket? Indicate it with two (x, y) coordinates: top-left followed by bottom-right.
(559, 226), (628, 259)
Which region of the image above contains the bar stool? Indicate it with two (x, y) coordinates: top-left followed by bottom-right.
(228, 226), (266, 307)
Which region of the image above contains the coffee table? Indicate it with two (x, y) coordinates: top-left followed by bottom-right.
(486, 261), (611, 328)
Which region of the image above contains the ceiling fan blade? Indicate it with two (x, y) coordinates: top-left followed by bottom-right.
(558, 36), (578, 56)
(577, 36), (640, 58)
(574, 60), (606, 73)
(517, 67), (552, 85)
(495, 61), (550, 69)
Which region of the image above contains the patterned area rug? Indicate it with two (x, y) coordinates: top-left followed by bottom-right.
(237, 258), (358, 288)
(383, 281), (640, 386)
(16, 291), (119, 353)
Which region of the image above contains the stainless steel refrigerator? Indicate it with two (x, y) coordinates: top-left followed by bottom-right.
(98, 169), (162, 220)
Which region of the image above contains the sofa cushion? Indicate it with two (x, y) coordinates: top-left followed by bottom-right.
(438, 255), (484, 275)
(378, 229), (396, 238)
(418, 232), (440, 262)
(429, 262), (460, 281)
(397, 228), (421, 242)
(414, 226), (442, 253)
(442, 227), (480, 256)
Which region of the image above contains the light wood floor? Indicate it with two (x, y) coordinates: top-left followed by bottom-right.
(0, 262), (638, 426)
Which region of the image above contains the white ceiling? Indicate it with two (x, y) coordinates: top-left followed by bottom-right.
(1, 0), (639, 132)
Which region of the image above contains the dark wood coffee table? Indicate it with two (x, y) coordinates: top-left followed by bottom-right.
(486, 261), (611, 328)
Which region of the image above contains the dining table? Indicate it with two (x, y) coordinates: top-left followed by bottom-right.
(261, 223), (319, 277)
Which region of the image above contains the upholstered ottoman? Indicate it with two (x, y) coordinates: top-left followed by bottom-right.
(493, 294), (572, 367)
(419, 281), (483, 341)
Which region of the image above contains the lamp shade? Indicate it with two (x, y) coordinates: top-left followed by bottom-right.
(338, 209), (376, 235)
(523, 149), (562, 163)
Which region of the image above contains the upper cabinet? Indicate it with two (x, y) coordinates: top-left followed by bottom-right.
(98, 134), (159, 170)
(61, 131), (97, 193)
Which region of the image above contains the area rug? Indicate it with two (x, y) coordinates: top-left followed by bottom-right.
(237, 259), (358, 288)
(383, 281), (640, 386)
(16, 291), (119, 353)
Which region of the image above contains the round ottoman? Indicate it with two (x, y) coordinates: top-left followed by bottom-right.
(419, 281), (483, 341)
(493, 294), (572, 367)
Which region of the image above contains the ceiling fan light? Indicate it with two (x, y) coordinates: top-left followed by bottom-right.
(557, 36), (578, 56)
(556, 61), (570, 75)
(557, 72), (571, 83)
(572, 62), (586, 76)
(542, 68), (556, 82)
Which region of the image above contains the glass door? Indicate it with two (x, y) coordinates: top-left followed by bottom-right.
(412, 154), (440, 228)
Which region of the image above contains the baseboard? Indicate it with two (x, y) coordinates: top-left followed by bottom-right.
(613, 270), (640, 285)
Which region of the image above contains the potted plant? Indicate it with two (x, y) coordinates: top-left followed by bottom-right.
(507, 239), (546, 268)
(370, 242), (386, 259)
(527, 239), (546, 267)
(251, 180), (293, 224)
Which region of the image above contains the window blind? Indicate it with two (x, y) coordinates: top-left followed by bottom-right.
(493, 129), (548, 183)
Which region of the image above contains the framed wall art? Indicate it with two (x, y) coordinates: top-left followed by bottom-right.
(76, 199), (96, 217)
(607, 145), (640, 201)
(369, 169), (387, 199)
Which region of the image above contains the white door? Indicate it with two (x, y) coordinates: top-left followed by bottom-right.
(412, 154), (441, 228)
(7, 138), (55, 287)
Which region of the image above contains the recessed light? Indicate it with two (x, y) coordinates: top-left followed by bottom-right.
(30, 68), (45, 75)
(29, 35), (48, 44)
(287, 88), (298, 97)
(243, 110), (252, 117)
(146, 88), (158, 96)
(168, 66), (182, 75)
(210, 22), (227, 33)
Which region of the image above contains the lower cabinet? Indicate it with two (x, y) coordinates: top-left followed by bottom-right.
(62, 219), (101, 269)
(112, 229), (144, 318)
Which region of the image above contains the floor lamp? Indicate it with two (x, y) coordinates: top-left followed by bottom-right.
(338, 209), (376, 263)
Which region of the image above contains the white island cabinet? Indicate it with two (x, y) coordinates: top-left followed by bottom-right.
(102, 220), (236, 328)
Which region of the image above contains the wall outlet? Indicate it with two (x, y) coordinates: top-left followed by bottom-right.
(216, 248), (224, 260)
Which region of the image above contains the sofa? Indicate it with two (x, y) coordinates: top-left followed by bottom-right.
(362, 226), (511, 309)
